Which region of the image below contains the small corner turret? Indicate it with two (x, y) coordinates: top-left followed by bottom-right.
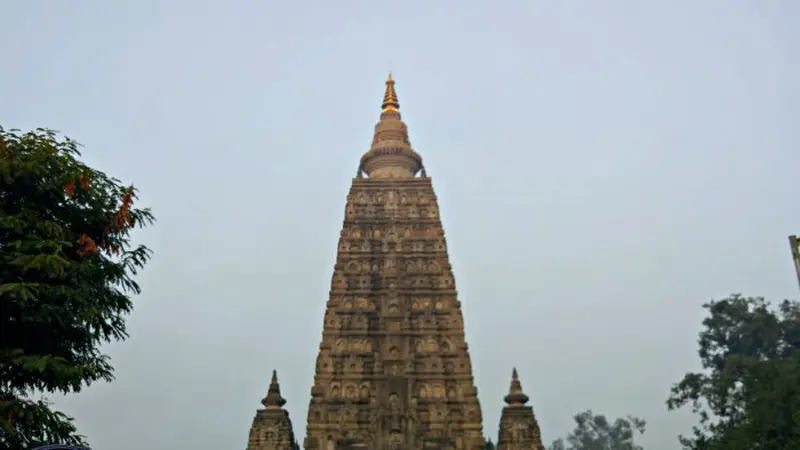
(496, 368), (545, 450)
(246, 370), (297, 450)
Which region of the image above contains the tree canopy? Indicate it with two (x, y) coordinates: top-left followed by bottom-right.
(549, 410), (646, 450)
(0, 127), (154, 449)
(667, 294), (800, 449)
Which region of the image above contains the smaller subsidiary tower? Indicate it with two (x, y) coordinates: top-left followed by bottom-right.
(496, 369), (544, 450)
(246, 370), (299, 450)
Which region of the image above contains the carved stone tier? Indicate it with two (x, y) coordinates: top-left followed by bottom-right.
(304, 172), (485, 450)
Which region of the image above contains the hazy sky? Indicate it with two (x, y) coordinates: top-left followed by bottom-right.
(2, 1), (798, 449)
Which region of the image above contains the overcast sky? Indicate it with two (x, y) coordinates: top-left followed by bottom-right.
(2, 1), (798, 449)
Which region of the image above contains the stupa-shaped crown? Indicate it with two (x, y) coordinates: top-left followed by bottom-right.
(262, 369), (287, 409)
(359, 74), (424, 179)
(503, 367), (530, 407)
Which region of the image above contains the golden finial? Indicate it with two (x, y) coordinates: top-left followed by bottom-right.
(381, 72), (399, 113)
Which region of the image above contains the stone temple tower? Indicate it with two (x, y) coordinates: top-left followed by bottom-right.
(303, 74), (484, 450)
(244, 75), (547, 450)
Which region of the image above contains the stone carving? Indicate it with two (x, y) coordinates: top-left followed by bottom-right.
(412, 298), (432, 309)
(389, 393), (400, 410)
(333, 338), (373, 353)
(389, 431), (404, 447)
(354, 298), (368, 309)
(383, 258), (397, 275)
(447, 387), (457, 399)
(345, 385), (356, 398)
(426, 338), (438, 352)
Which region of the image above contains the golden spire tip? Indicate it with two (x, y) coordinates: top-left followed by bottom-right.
(381, 73), (399, 113)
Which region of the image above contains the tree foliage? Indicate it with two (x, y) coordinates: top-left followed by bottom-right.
(548, 410), (646, 450)
(667, 294), (800, 449)
(0, 127), (154, 449)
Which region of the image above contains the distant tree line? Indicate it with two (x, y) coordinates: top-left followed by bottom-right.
(547, 294), (800, 449)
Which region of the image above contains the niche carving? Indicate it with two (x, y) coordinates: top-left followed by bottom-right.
(418, 384), (429, 398)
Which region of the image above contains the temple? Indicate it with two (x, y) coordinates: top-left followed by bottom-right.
(244, 75), (545, 450)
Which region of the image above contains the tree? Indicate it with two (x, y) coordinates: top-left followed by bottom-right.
(548, 410), (646, 450)
(666, 294), (800, 449)
(0, 127), (154, 449)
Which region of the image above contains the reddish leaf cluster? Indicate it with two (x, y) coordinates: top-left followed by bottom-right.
(65, 176), (135, 257)
(64, 180), (76, 197)
(77, 234), (98, 256)
(63, 175), (89, 199)
(112, 186), (135, 232)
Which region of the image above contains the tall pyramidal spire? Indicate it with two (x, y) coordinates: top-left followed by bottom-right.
(359, 74), (424, 180)
(303, 75), (485, 450)
(496, 369), (544, 450)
